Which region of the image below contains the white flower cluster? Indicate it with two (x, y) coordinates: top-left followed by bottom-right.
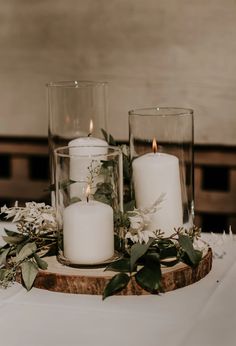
(1, 202), (57, 235)
(125, 194), (165, 244)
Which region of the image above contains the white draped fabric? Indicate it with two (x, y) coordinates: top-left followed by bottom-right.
(0, 222), (235, 346)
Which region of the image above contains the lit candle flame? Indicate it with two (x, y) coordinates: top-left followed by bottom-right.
(152, 138), (158, 153)
(88, 119), (93, 137)
(86, 184), (90, 203)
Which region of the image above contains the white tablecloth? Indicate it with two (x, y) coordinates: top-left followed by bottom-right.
(0, 222), (236, 346)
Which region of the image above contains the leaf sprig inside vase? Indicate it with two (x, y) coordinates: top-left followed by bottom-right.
(0, 202), (57, 290)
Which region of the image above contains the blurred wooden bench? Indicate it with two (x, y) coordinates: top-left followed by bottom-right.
(0, 137), (235, 231)
(0, 137), (50, 206)
(194, 146), (236, 231)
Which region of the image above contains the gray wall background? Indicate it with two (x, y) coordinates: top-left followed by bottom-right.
(0, 0), (236, 144)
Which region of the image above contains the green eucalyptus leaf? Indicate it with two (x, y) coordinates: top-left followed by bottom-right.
(114, 211), (130, 229)
(41, 243), (57, 257)
(93, 193), (111, 206)
(4, 229), (20, 237)
(0, 247), (11, 266)
(0, 243), (10, 251)
(193, 249), (202, 263)
(60, 179), (76, 190)
(33, 253), (48, 270)
(178, 234), (201, 266)
(130, 239), (154, 271)
(95, 182), (113, 195)
(135, 261), (162, 293)
(0, 268), (7, 281)
(108, 134), (116, 146)
(181, 249), (202, 267)
(101, 129), (117, 145)
(159, 245), (178, 259)
(101, 128), (108, 142)
(103, 273), (130, 300)
(94, 182), (114, 205)
(144, 251), (160, 268)
(123, 153), (131, 180)
(105, 258), (131, 273)
(101, 160), (114, 169)
(124, 200), (135, 212)
(8, 248), (17, 256)
(16, 239), (31, 254)
(100, 128), (116, 145)
(21, 261), (38, 291)
(158, 239), (175, 249)
(16, 242), (37, 262)
(2, 235), (26, 245)
(16, 244), (23, 255)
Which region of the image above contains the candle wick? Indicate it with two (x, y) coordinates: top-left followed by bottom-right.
(88, 132), (92, 137)
(86, 195), (89, 203)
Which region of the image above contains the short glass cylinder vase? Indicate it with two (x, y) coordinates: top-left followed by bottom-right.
(129, 107), (194, 237)
(47, 80), (108, 203)
(54, 145), (123, 267)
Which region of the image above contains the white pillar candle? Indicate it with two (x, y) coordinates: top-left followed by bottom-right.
(69, 119), (108, 154)
(63, 200), (114, 264)
(68, 121), (108, 199)
(132, 152), (183, 237)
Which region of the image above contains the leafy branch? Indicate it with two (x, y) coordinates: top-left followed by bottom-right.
(0, 202), (57, 290)
(103, 227), (203, 299)
(101, 128), (132, 203)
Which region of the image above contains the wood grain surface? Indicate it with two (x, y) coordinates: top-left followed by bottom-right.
(16, 248), (213, 295)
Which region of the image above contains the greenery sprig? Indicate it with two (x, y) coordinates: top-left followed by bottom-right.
(0, 202), (57, 290)
(103, 226), (203, 299)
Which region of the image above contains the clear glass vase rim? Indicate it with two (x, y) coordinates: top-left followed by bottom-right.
(129, 107), (193, 117)
(54, 145), (121, 158)
(46, 80), (108, 88)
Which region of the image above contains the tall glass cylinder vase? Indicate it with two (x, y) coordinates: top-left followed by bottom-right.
(47, 80), (108, 203)
(54, 145), (123, 267)
(129, 107), (194, 237)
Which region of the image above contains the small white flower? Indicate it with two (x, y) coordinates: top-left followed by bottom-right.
(125, 194), (165, 244)
(41, 213), (55, 222)
(0, 201), (57, 235)
(120, 144), (129, 157)
(200, 227), (235, 259)
(1, 205), (7, 213)
(129, 213), (148, 232)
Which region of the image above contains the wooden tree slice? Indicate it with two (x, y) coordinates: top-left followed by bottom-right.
(17, 248), (212, 295)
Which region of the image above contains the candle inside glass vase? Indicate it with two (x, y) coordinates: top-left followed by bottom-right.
(63, 185), (114, 265)
(69, 120), (108, 199)
(132, 138), (183, 237)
